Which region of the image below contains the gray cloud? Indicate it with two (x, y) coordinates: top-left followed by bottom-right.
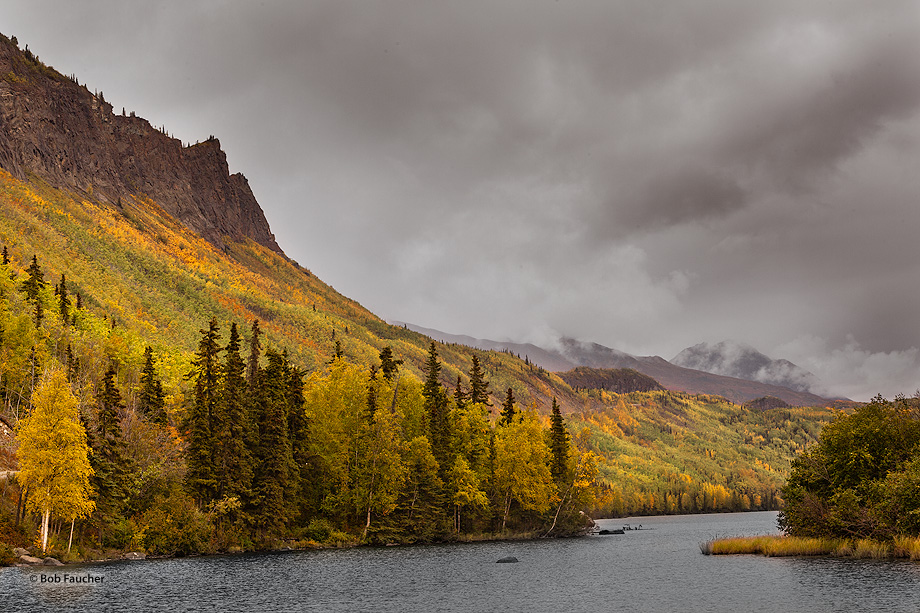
(2, 0), (919, 400)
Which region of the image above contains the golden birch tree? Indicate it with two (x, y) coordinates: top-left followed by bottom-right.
(17, 369), (95, 552)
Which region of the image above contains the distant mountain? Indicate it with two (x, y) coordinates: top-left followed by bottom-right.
(391, 322), (578, 372)
(397, 323), (834, 406)
(671, 341), (822, 395)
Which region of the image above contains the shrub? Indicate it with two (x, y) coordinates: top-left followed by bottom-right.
(0, 542), (16, 566)
(140, 490), (213, 556)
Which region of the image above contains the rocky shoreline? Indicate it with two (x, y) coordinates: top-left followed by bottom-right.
(12, 546), (146, 567)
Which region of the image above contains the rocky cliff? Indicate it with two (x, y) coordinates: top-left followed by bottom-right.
(0, 34), (282, 254)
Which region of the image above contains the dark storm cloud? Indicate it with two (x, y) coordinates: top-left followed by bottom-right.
(2, 0), (919, 399)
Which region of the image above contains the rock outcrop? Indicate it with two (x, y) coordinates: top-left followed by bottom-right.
(0, 34), (282, 254)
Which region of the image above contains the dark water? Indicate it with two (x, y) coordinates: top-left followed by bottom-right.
(3, 511), (920, 612)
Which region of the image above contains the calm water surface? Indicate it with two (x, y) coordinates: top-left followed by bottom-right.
(3, 511), (920, 612)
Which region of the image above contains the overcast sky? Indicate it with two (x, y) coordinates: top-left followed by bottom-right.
(3, 1), (920, 400)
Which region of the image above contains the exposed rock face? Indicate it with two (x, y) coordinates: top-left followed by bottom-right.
(0, 35), (282, 254)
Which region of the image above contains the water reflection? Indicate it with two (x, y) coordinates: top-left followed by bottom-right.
(2, 512), (920, 612)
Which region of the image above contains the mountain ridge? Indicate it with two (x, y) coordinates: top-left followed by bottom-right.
(671, 340), (822, 395)
(395, 322), (837, 406)
(0, 34), (281, 255)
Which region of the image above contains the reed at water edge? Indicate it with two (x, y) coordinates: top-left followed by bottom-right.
(700, 535), (920, 559)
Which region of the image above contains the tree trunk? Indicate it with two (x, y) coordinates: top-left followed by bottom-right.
(15, 486), (23, 526)
(68, 519), (75, 554)
(40, 507), (50, 552)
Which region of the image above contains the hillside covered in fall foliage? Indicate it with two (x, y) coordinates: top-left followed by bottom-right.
(0, 32), (839, 562)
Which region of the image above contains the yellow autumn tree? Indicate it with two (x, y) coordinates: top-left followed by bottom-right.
(17, 369), (95, 552)
(494, 410), (555, 530)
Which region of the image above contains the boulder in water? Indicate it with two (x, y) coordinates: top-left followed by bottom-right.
(496, 556), (519, 563)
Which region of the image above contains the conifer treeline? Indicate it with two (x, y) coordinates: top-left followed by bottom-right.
(2, 253), (597, 556)
(176, 326), (596, 546)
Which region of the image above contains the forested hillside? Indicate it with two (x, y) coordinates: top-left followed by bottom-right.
(0, 32), (839, 563)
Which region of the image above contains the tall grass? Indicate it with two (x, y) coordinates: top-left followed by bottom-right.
(893, 536), (920, 560)
(702, 535), (920, 558)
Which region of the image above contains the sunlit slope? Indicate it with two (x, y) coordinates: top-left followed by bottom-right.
(570, 389), (835, 516)
(0, 169), (838, 515)
(0, 169), (581, 409)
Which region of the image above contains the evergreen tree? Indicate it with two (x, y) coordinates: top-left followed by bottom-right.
(454, 374), (467, 410)
(548, 397), (570, 484)
(379, 346), (403, 381)
(215, 323), (253, 506)
(285, 354), (309, 522)
(57, 273), (71, 324)
(422, 342), (450, 471)
(1, 246), (8, 265)
(20, 255), (44, 302)
(246, 319), (261, 385)
(138, 346), (167, 426)
(89, 366), (132, 542)
(422, 342), (441, 401)
(499, 388), (517, 426)
(367, 365), (379, 417)
(65, 344), (79, 383)
(32, 298), (43, 329)
(252, 349), (295, 539)
(468, 355), (491, 407)
(185, 319), (222, 505)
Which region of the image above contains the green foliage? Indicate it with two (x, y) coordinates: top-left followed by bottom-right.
(184, 319), (222, 504)
(468, 355), (491, 406)
(780, 396), (920, 540)
(89, 365), (132, 525)
(140, 488), (214, 556)
(214, 323), (253, 505)
(378, 346), (402, 381)
(138, 346), (167, 425)
(499, 388), (516, 426)
(548, 397), (569, 484)
(251, 349), (296, 539)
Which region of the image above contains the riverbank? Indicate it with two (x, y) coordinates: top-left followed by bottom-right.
(5, 526), (590, 567)
(700, 534), (920, 559)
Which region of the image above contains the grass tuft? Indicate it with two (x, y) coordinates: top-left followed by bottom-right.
(893, 535), (920, 560)
(851, 539), (889, 559)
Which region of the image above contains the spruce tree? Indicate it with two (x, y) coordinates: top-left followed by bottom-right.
(215, 323), (253, 504)
(246, 319), (261, 385)
(285, 353), (309, 522)
(32, 299), (43, 329)
(20, 255), (45, 302)
(454, 375), (467, 410)
(379, 346), (403, 381)
(421, 342), (451, 476)
(1, 246), (8, 265)
(468, 355), (491, 407)
(90, 366), (132, 540)
(422, 342), (441, 401)
(499, 388), (517, 426)
(185, 319), (222, 505)
(57, 273), (71, 324)
(138, 347), (167, 426)
(549, 397), (569, 484)
(253, 349), (295, 538)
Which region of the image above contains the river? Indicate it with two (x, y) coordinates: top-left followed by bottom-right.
(3, 511), (920, 612)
